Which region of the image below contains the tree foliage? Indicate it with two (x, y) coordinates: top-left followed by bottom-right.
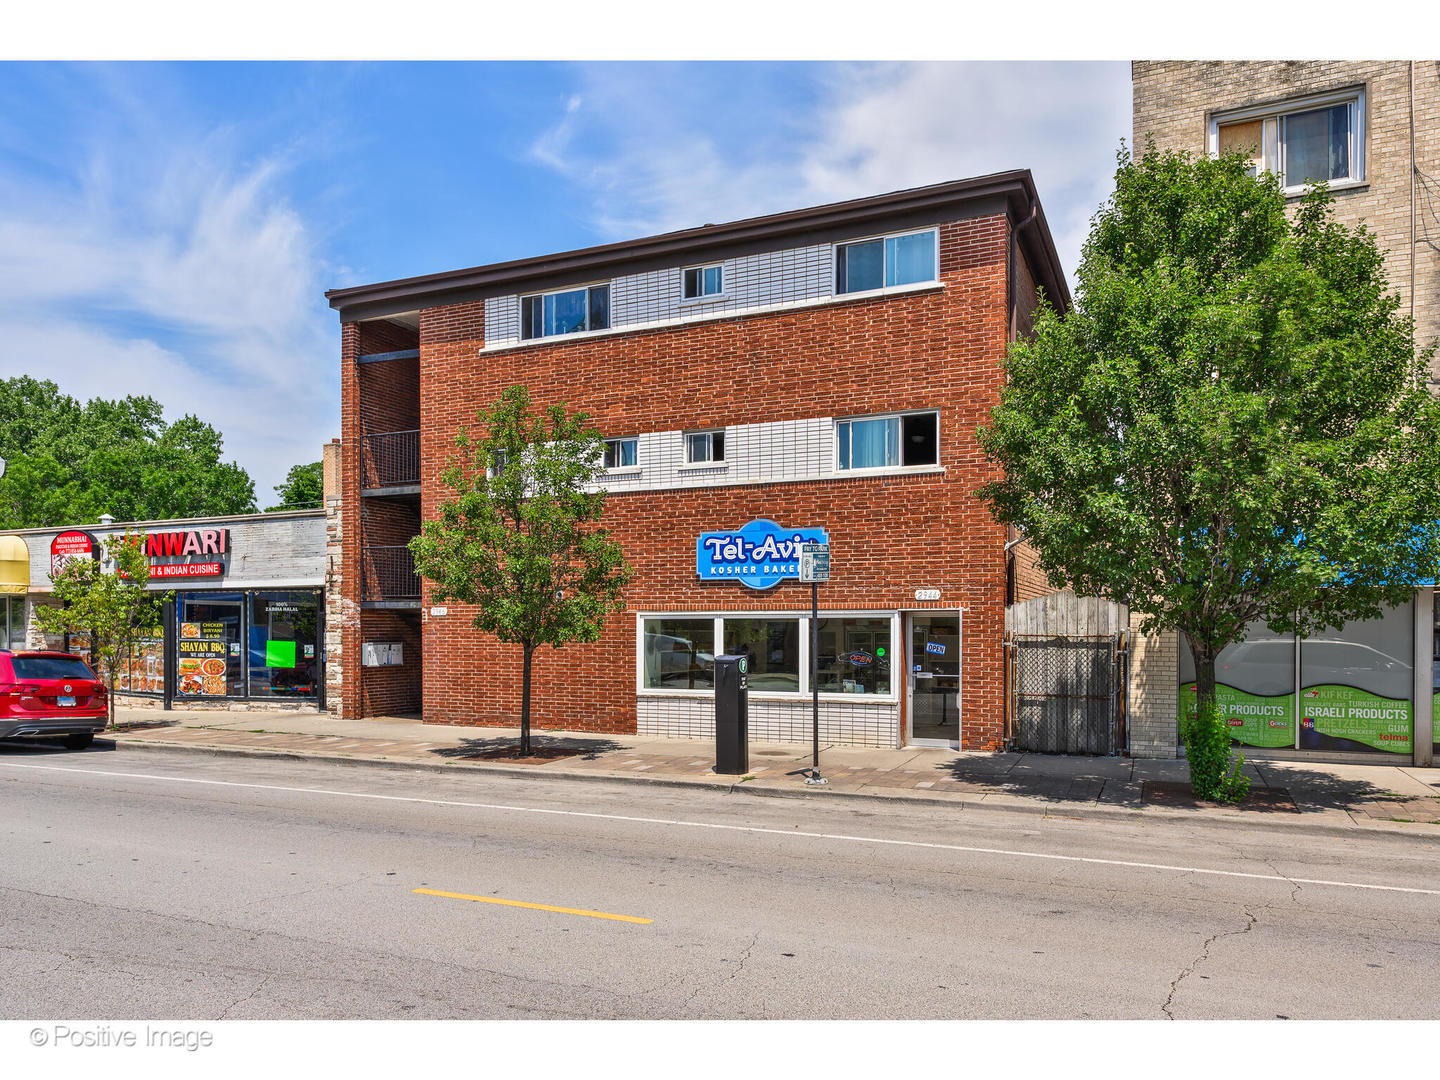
(34, 531), (169, 729)
(978, 145), (1440, 800)
(408, 386), (632, 754)
(0, 377), (257, 529)
(267, 461), (324, 511)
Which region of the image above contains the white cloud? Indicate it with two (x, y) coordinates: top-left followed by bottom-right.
(529, 61), (1132, 283)
(0, 112), (337, 505)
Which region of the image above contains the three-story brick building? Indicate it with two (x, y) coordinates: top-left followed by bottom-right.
(326, 172), (1068, 750)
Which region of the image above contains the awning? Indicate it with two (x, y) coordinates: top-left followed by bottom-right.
(0, 535), (29, 594)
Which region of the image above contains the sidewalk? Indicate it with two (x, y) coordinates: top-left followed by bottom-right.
(94, 706), (1440, 836)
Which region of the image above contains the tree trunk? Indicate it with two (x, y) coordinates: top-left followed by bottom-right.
(520, 642), (533, 757)
(1185, 633), (1218, 722)
(108, 672), (116, 730)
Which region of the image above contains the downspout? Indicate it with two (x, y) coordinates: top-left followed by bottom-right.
(1009, 198), (1039, 341)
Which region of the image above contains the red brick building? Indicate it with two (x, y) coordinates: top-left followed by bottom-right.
(326, 172), (1068, 750)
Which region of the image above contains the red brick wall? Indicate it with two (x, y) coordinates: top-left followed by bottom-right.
(1009, 537), (1054, 604)
(393, 213), (1014, 750)
(339, 320), (421, 719)
(357, 609), (422, 716)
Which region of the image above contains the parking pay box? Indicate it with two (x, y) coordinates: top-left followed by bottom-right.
(714, 653), (750, 775)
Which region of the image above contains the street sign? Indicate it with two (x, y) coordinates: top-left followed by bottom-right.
(799, 542), (830, 583)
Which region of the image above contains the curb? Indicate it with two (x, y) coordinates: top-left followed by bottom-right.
(94, 735), (1440, 844)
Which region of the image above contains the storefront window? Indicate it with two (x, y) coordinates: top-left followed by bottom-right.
(723, 618), (800, 692)
(815, 617), (893, 695)
(642, 618), (714, 690)
(117, 624), (165, 696)
(3, 596), (26, 650)
(1300, 602), (1412, 755)
(1178, 620), (1296, 750)
(249, 592), (320, 698)
(177, 593), (244, 698)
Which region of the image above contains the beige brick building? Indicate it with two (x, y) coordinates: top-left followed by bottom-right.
(1127, 62), (1438, 765)
(1133, 61), (1440, 374)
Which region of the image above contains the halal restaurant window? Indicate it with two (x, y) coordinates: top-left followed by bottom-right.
(249, 591), (320, 698)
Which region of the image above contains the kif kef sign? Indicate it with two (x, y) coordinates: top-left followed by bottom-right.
(696, 519), (829, 590)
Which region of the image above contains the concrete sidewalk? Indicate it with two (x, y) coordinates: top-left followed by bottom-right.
(93, 706), (1440, 835)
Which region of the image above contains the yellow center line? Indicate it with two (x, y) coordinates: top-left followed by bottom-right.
(412, 887), (653, 924)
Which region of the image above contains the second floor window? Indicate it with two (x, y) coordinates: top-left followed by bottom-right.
(682, 264), (724, 299)
(835, 229), (938, 295)
(521, 284), (610, 340)
(603, 438), (638, 469)
(1213, 91), (1364, 193)
(837, 411), (938, 471)
(685, 429), (725, 464)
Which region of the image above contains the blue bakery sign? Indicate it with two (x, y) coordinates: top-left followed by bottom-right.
(696, 519), (829, 590)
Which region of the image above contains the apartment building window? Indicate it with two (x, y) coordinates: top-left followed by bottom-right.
(835, 229), (938, 294)
(682, 264), (724, 299)
(1211, 90), (1365, 193)
(685, 429), (725, 464)
(521, 284), (610, 340)
(836, 411), (938, 471)
(603, 437), (638, 469)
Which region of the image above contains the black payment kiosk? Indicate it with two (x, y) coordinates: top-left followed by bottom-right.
(714, 654), (750, 774)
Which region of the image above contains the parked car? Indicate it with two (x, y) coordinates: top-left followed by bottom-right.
(0, 650), (107, 749)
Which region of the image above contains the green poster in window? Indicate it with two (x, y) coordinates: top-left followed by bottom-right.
(1299, 685), (1412, 754)
(1179, 682), (1295, 748)
(265, 639), (297, 669)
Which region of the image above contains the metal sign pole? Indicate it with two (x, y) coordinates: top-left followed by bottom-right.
(801, 540), (829, 786)
(809, 578), (824, 783)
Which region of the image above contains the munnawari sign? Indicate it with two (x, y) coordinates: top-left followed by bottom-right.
(696, 519), (829, 590)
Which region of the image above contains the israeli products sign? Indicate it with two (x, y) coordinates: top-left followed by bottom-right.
(696, 519), (829, 590)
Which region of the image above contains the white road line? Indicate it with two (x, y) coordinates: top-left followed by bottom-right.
(3, 759), (1437, 897)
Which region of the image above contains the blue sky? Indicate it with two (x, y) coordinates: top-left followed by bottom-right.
(0, 61), (1131, 501)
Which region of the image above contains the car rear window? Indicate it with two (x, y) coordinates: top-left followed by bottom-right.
(11, 656), (98, 681)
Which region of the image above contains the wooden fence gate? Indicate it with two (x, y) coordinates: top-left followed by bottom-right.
(1005, 593), (1129, 755)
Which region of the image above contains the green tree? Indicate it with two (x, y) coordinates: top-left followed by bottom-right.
(978, 145), (1440, 801)
(267, 461), (324, 511)
(35, 531), (170, 730)
(0, 378), (257, 528)
(408, 386), (632, 755)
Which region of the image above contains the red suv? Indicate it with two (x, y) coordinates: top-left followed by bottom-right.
(0, 651), (107, 749)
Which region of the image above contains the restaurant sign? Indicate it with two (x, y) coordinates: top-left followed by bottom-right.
(50, 530), (99, 578)
(142, 528), (229, 579)
(696, 519), (829, 590)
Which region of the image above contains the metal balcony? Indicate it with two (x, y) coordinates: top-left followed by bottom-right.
(362, 429), (420, 494)
(362, 545), (421, 607)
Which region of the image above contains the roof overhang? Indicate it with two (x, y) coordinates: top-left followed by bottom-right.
(327, 169), (1070, 323)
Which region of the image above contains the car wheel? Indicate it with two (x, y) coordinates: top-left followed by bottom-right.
(64, 733), (94, 750)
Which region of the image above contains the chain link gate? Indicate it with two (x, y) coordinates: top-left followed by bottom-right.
(1006, 632), (1128, 755)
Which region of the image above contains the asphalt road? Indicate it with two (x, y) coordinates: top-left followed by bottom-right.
(1, 743), (1437, 1020)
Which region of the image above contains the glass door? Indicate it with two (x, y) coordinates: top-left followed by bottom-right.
(908, 613), (961, 746)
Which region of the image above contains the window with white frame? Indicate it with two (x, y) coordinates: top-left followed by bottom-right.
(835, 228), (938, 294)
(603, 437), (638, 470)
(520, 283), (610, 340)
(639, 614), (897, 697)
(682, 263), (724, 300)
(1211, 89), (1365, 193)
(836, 411), (938, 471)
(684, 429), (725, 464)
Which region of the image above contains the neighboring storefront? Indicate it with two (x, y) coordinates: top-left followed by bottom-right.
(1166, 592), (1436, 766)
(2, 510), (327, 711)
